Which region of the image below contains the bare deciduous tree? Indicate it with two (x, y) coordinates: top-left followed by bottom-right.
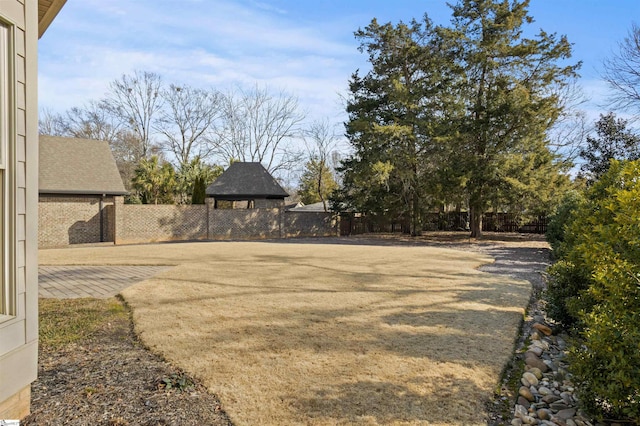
(39, 101), (147, 190)
(213, 85), (305, 173)
(603, 23), (640, 113)
(156, 84), (221, 167)
(303, 119), (341, 211)
(62, 100), (124, 142)
(548, 79), (591, 167)
(39, 108), (67, 136)
(104, 70), (164, 158)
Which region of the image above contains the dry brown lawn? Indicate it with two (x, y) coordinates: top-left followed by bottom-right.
(40, 240), (532, 425)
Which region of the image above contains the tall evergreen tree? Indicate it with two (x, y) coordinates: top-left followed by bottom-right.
(298, 158), (338, 210)
(578, 112), (640, 183)
(339, 0), (576, 237)
(191, 176), (207, 204)
(444, 0), (579, 237)
(339, 17), (458, 235)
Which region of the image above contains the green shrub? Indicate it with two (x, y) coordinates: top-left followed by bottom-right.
(545, 260), (592, 329)
(571, 259), (640, 420)
(556, 160), (640, 422)
(545, 190), (584, 259)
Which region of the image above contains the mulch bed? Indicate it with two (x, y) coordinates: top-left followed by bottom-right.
(23, 298), (232, 426)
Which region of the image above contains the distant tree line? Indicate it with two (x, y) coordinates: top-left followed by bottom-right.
(40, 72), (332, 204)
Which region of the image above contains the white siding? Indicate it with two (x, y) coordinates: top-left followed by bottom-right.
(0, 0), (38, 408)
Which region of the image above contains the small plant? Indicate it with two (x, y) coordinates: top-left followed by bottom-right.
(84, 386), (99, 397)
(158, 373), (193, 392)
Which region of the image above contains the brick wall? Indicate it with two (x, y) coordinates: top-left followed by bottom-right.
(38, 195), (116, 248)
(40, 196), (338, 247)
(208, 207), (282, 240)
(117, 204), (208, 244)
(283, 211), (337, 238)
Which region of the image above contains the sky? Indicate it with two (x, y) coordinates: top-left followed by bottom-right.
(38, 0), (640, 134)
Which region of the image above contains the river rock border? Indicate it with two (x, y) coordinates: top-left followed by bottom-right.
(510, 307), (594, 426)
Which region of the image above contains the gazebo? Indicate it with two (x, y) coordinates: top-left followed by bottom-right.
(206, 162), (289, 209)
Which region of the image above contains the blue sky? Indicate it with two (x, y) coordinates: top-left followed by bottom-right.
(39, 0), (640, 127)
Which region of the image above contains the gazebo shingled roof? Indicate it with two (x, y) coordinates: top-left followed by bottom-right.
(206, 162), (289, 200)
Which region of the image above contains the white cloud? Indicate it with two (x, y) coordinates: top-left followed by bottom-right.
(38, 0), (363, 126)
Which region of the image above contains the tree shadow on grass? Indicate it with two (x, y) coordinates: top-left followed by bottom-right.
(289, 376), (488, 425)
(121, 241), (547, 425)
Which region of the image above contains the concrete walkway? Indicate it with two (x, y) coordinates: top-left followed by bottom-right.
(38, 265), (172, 299)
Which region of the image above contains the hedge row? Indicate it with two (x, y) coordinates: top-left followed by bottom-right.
(546, 160), (640, 422)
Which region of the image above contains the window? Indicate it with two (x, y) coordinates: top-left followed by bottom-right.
(0, 21), (9, 317)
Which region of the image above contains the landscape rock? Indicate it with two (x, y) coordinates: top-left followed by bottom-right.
(507, 307), (596, 426)
(531, 339), (549, 351)
(515, 404), (528, 419)
(517, 396), (531, 409)
(537, 386), (552, 396)
(556, 408), (577, 420)
(532, 323), (553, 336)
(560, 391), (573, 405)
(528, 346), (544, 357)
(537, 408), (552, 420)
(550, 401), (569, 411)
(519, 386), (536, 402)
(542, 394), (561, 404)
(524, 353), (550, 372)
(528, 367), (543, 379)
(523, 372), (539, 387)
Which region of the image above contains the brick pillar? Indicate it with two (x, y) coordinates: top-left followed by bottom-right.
(205, 197), (215, 240)
(113, 196), (124, 244)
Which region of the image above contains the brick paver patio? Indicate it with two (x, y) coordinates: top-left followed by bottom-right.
(38, 265), (172, 299)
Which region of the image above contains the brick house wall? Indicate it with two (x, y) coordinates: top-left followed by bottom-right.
(38, 195), (116, 248)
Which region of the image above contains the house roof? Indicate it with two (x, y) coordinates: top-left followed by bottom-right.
(288, 201), (331, 212)
(206, 162), (289, 199)
(39, 0), (67, 38)
(39, 136), (128, 196)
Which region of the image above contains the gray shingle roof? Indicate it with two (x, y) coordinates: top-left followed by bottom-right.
(39, 136), (127, 195)
(288, 201), (331, 212)
(206, 162), (289, 199)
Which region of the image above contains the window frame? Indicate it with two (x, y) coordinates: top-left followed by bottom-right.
(0, 19), (12, 319)
(0, 20), (7, 169)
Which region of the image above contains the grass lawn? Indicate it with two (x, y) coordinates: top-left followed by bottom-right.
(40, 240), (532, 425)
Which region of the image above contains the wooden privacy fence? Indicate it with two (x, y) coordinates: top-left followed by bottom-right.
(340, 212), (547, 236)
(482, 213), (547, 234)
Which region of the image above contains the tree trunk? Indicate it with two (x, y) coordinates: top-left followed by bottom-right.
(411, 191), (421, 236)
(469, 206), (482, 238)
